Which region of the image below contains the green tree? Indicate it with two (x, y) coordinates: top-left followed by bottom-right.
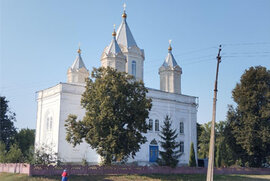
(224, 107), (247, 166)
(226, 66), (270, 167)
(34, 144), (58, 165)
(24, 145), (35, 164)
(197, 123), (203, 153)
(0, 96), (16, 149)
(189, 142), (196, 167)
(198, 121), (235, 167)
(215, 142), (221, 167)
(198, 122), (211, 159)
(0, 142), (6, 162)
(15, 128), (35, 156)
(6, 143), (23, 163)
(65, 67), (152, 165)
(158, 115), (181, 168)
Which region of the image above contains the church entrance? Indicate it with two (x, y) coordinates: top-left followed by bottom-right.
(149, 139), (158, 162)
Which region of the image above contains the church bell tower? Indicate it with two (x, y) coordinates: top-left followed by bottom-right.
(67, 47), (89, 84)
(115, 4), (145, 81)
(159, 41), (182, 94)
(100, 26), (126, 72)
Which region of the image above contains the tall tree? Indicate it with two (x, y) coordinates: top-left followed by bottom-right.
(189, 142), (196, 167)
(5, 143), (23, 163)
(0, 142), (6, 162)
(15, 128), (35, 156)
(198, 121), (235, 167)
(65, 67), (152, 165)
(197, 123), (203, 154)
(158, 115), (181, 168)
(226, 66), (270, 167)
(0, 96), (16, 149)
(198, 122), (211, 159)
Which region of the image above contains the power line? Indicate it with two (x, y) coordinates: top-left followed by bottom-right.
(223, 55), (270, 58)
(222, 42), (270, 47)
(223, 51), (270, 55)
(174, 46), (219, 57)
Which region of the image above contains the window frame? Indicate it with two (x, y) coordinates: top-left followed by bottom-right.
(46, 117), (50, 131)
(149, 119), (153, 131)
(131, 60), (136, 77)
(155, 119), (159, 132)
(180, 121), (184, 134)
(180, 141), (184, 153)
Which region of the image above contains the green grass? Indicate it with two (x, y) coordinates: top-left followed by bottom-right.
(0, 173), (270, 181)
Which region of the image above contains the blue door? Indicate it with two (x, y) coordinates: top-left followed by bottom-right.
(149, 146), (158, 162)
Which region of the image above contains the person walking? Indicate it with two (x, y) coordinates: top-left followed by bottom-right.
(61, 169), (68, 181)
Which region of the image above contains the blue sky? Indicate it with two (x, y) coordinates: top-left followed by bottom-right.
(1, 0), (270, 130)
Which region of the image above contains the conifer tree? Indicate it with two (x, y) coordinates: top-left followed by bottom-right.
(158, 115), (181, 168)
(189, 142), (196, 167)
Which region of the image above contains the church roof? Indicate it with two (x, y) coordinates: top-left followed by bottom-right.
(71, 48), (87, 70)
(105, 32), (122, 55)
(116, 11), (137, 48)
(162, 43), (179, 68)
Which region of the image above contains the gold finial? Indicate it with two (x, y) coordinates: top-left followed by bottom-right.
(168, 40), (172, 51)
(122, 3), (127, 18)
(77, 42), (81, 54)
(112, 24), (116, 37)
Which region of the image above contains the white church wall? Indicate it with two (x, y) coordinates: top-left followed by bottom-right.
(101, 56), (126, 73)
(35, 85), (62, 154)
(124, 51), (144, 81)
(57, 83), (100, 164)
(128, 88), (198, 165)
(36, 85), (197, 165)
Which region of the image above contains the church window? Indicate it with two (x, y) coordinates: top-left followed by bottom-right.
(155, 119), (159, 131)
(132, 61), (136, 77)
(180, 141), (184, 153)
(46, 117), (50, 130)
(49, 117), (53, 131)
(180, 122), (184, 134)
(46, 115), (53, 132)
(150, 139), (158, 145)
(149, 119), (153, 131)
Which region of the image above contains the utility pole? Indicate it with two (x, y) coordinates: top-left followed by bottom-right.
(206, 45), (222, 181)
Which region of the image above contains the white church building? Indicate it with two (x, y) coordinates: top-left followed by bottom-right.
(35, 8), (198, 166)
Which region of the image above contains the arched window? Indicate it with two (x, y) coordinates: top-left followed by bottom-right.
(149, 119), (153, 131)
(132, 61), (136, 77)
(46, 116), (53, 131)
(46, 117), (50, 130)
(180, 141), (184, 153)
(45, 110), (54, 135)
(155, 119), (159, 131)
(180, 122), (184, 134)
(150, 139), (158, 145)
(49, 117), (53, 131)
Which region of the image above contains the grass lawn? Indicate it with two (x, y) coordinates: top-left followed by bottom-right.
(0, 173), (270, 181)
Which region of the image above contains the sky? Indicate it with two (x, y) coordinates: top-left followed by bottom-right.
(1, 0), (270, 130)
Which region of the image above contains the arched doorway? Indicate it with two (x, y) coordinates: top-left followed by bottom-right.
(149, 139), (158, 162)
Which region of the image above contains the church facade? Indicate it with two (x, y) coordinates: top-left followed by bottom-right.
(35, 9), (198, 166)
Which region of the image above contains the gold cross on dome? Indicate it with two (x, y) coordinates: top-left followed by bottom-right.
(77, 42), (81, 54)
(123, 3), (126, 11)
